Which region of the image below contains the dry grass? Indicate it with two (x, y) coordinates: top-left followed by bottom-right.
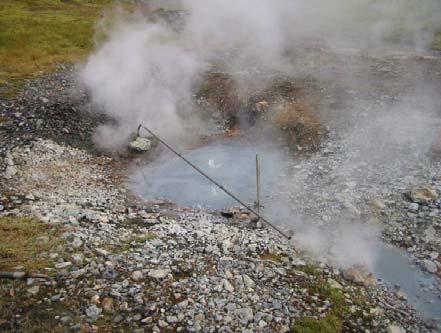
(274, 100), (323, 148)
(0, 216), (61, 271)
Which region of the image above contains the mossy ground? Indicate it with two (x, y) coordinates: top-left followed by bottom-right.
(432, 32), (441, 51)
(292, 265), (374, 333)
(0, 216), (61, 271)
(0, 216), (65, 332)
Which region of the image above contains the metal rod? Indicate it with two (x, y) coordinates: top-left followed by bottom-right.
(0, 272), (49, 280)
(137, 124), (291, 240)
(256, 154), (261, 214)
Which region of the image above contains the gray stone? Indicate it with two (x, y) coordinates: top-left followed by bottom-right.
(72, 254), (84, 265)
(128, 137), (152, 153)
(71, 269), (86, 279)
(225, 303), (237, 311)
(86, 305), (102, 321)
(408, 203), (419, 211)
(148, 268), (170, 279)
(422, 259), (438, 273)
(55, 262), (72, 269)
(4, 165), (17, 179)
(430, 252), (439, 260)
(166, 315), (179, 323)
(234, 307), (254, 322)
(27, 286), (40, 296)
(327, 278), (343, 289)
(242, 274), (255, 288)
(72, 238), (83, 249)
(396, 291), (407, 300)
(342, 266), (376, 287)
(131, 270), (144, 281)
(223, 279), (235, 292)
(95, 248), (109, 256)
(387, 324), (406, 333)
(409, 185), (438, 204)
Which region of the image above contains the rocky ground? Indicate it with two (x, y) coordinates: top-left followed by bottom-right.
(1, 56), (441, 332)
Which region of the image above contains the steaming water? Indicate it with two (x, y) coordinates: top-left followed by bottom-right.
(130, 137), (441, 323)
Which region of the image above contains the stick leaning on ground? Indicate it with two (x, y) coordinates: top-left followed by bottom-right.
(0, 271), (50, 280)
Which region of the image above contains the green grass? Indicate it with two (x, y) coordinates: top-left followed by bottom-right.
(129, 232), (157, 243)
(0, 216), (61, 271)
(432, 32), (441, 50)
(292, 314), (343, 333)
(0, 0), (115, 96)
(292, 268), (350, 333)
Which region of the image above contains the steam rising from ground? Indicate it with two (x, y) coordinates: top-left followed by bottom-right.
(81, 1), (441, 268)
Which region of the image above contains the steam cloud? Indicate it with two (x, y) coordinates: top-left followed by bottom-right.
(80, 0), (441, 268)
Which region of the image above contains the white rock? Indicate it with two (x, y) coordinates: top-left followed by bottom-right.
(430, 252), (439, 260)
(55, 262), (72, 269)
(128, 137), (152, 152)
(27, 286), (40, 296)
(95, 248), (109, 256)
(131, 270), (144, 281)
(422, 259), (438, 273)
(86, 305), (102, 321)
(234, 307), (253, 322)
(243, 274), (255, 288)
(148, 269), (170, 279)
(72, 238), (83, 249)
(396, 291), (407, 300)
(387, 324), (406, 333)
(327, 278), (343, 289)
(4, 165), (17, 179)
(223, 279), (235, 292)
(408, 203), (419, 211)
(409, 185), (438, 204)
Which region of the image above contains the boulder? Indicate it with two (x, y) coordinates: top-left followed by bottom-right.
(128, 137), (152, 153)
(408, 185), (438, 204)
(148, 268), (170, 279)
(387, 324), (406, 333)
(422, 259), (438, 273)
(342, 266), (376, 287)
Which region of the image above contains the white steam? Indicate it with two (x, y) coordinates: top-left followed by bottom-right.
(80, 0), (441, 268)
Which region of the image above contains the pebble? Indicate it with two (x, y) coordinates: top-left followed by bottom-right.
(131, 270), (144, 281)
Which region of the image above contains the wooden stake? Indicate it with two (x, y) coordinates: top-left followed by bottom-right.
(256, 154), (261, 214)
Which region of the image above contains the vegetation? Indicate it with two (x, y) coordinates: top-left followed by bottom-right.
(433, 32), (441, 51)
(259, 252), (286, 262)
(0, 0), (114, 95)
(0, 216), (61, 271)
(292, 314), (343, 333)
(129, 232), (157, 243)
(291, 266), (356, 333)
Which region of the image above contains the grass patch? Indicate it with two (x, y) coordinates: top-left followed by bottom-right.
(0, 216), (61, 271)
(0, 0), (117, 96)
(432, 32), (441, 51)
(128, 232), (157, 243)
(292, 314), (343, 333)
(292, 267), (351, 332)
(260, 252), (285, 262)
(298, 264), (322, 278)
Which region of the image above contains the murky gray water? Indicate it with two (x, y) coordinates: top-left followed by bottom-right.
(130, 137), (441, 323)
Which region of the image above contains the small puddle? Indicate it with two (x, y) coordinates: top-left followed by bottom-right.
(129, 137), (441, 323)
(374, 245), (441, 322)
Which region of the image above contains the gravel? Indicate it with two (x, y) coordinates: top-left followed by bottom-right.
(1, 57), (440, 332)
